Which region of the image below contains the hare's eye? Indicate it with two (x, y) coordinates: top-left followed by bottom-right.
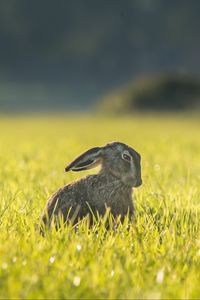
(122, 153), (132, 162)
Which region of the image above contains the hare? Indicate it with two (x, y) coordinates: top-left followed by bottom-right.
(41, 142), (142, 228)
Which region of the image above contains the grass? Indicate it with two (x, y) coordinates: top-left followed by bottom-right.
(0, 114), (200, 299)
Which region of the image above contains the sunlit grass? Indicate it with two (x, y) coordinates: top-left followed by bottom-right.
(0, 114), (200, 299)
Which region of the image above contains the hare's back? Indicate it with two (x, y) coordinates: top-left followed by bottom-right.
(43, 179), (89, 223)
(47, 181), (86, 214)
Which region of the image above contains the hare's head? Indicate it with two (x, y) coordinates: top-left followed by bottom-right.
(65, 142), (142, 188)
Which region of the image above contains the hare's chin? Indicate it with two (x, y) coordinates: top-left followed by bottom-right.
(121, 176), (135, 188)
(123, 177), (142, 188)
(133, 179), (142, 188)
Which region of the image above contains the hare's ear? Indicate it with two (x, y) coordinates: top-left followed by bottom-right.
(65, 147), (103, 172)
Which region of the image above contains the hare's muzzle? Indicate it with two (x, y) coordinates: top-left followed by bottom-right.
(133, 178), (142, 187)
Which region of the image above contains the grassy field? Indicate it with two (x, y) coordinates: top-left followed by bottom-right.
(0, 114), (200, 299)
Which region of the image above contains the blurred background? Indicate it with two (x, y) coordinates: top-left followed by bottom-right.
(0, 0), (200, 113)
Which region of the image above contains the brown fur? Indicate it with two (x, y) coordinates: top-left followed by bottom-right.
(41, 142), (142, 229)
